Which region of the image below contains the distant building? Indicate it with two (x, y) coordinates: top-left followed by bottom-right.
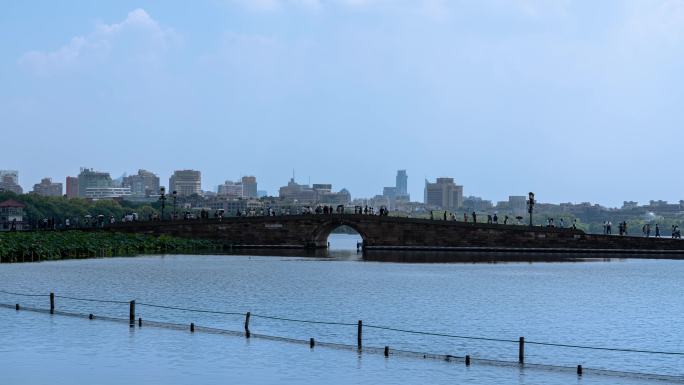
(257, 190), (268, 198)
(122, 169), (160, 197)
(84, 187), (132, 200)
(463, 196), (493, 212)
(241, 176), (257, 199)
(279, 178), (315, 203)
(317, 186), (351, 205)
(622, 201), (639, 210)
(424, 178), (463, 209)
(65, 176), (79, 198)
(0, 199), (25, 231)
(0, 170), (23, 194)
(77, 168), (113, 198)
(32, 177), (63, 197)
(169, 170), (201, 196)
(218, 180), (244, 197)
(508, 196), (527, 216)
(396, 170), (408, 196)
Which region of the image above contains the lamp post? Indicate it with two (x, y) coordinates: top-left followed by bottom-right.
(527, 192), (535, 227)
(172, 190), (177, 220)
(159, 187), (166, 221)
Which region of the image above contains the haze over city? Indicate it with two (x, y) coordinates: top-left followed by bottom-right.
(2, 1), (683, 206)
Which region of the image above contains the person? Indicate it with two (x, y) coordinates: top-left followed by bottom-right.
(655, 224), (660, 238)
(464, 213), (468, 223)
(493, 214), (498, 224)
(472, 211), (477, 223)
(503, 215), (508, 225)
(572, 219), (577, 230)
(559, 218), (565, 228)
(430, 211), (434, 220)
(443, 211), (447, 221)
(607, 221), (612, 235)
(487, 214), (492, 224)
(647, 224), (651, 238)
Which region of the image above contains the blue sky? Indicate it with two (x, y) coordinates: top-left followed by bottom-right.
(1, 1), (682, 207)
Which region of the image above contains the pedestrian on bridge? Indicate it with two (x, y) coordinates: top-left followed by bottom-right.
(472, 211), (477, 223)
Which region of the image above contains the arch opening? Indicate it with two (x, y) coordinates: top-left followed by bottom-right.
(326, 225), (363, 251)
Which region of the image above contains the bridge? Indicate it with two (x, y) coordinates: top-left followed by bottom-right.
(103, 214), (684, 254)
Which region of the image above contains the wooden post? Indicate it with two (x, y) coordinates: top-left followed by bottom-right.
(50, 292), (55, 314)
(384, 346), (389, 357)
(465, 355), (471, 366)
(518, 337), (525, 364)
(129, 300), (135, 327)
(138, 317), (142, 327)
(309, 338), (315, 348)
(89, 313), (93, 320)
(244, 312), (251, 338)
(357, 320), (363, 350)
(577, 365), (583, 376)
(190, 323), (195, 332)
(15, 303), (19, 311)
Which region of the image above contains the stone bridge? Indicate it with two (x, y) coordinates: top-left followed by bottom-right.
(104, 214), (684, 254)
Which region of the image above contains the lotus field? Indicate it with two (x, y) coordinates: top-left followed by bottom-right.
(0, 231), (222, 262)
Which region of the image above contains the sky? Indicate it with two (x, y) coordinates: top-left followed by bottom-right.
(1, 0), (683, 207)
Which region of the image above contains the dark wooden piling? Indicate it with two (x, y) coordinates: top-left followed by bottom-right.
(465, 355), (471, 366)
(577, 365), (583, 376)
(50, 292), (55, 314)
(519, 337), (525, 364)
(138, 317), (142, 327)
(244, 312), (251, 338)
(129, 300), (135, 327)
(15, 303), (19, 311)
(357, 320), (363, 350)
(89, 313), (93, 320)
(310, 338), (315, 348)
(190, 323), (195, 332)
(384, 346), (389, 357)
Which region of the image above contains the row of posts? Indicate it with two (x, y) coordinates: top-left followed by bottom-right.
(39, 294), (583, 376)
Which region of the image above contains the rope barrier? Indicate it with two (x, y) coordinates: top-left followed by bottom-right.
(137, 302), (243, 316)
(4, 288), (684, 357)
(525, 340), (684, 356)
(251, 313), (357, 326)
(54, 295), (130, 305)
(364, 324), (518, 343)
(0, 289), (49, 297)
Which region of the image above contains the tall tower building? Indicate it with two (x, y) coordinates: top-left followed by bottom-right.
(396, 170), (408, 196)
(241, 176), (257, 199)
(169, 170), (202, 196)
(424, 177), (463, 210)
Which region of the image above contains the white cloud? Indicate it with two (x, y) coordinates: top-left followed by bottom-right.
(18, 9), (177, 74)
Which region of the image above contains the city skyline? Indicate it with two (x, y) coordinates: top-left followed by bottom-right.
(2, 2), (683, 207)
(3, 165), (684, 209)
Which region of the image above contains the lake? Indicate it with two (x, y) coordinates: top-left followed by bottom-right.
(0, 234), (682, 384)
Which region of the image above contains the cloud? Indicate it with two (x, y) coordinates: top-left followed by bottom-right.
(18, 9), (177, 74)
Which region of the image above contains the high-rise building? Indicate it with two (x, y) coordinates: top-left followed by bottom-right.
(66, 177), (78, 198)
(218, 180), (243, 197)
(77, 168), (113, 198)
(241, 176), (257, 199)
(396, 170), (408, 196)
(508, 196), (527, 216)
(122, 169), (160, 197)
(32, 177), (63, 197)
(279, 178), (315, 203)
(169, 170), (201, 196)
(424, 177), (463, 209)
(0, 170), (22, 194)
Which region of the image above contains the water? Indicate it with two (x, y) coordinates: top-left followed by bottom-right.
(0, 234), (683, 384)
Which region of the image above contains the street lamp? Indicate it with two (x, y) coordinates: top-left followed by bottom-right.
(527, 192), (535, 227)
(172, 190), (177, 220)
(159, 187), (166, 221)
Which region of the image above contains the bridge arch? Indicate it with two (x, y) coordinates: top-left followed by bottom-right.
(312, 219), (368, 248)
